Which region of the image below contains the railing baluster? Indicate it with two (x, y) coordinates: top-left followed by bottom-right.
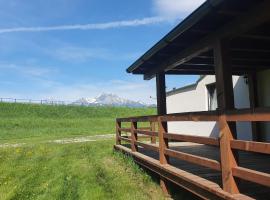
(131, 121), (138, 152)
(150, 121), (156, 144)
(218, 115), (239, 194)
(116, 121), (121, 145)
(158, 117), (169, 164)
(158, 116), (171, 196)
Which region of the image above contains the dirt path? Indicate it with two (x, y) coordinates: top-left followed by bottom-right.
(0, 134), (115, 148)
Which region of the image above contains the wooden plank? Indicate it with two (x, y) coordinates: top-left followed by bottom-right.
(164, 148), (221, 171)
(232, 194), (255, 200)
(116, 115), (158, 122)
(160, 110), (218, 122)
(164, 133), (219, 146)
(232, 166), (270, 187)
(230, 140), (270, 154)
(131, 122), (138, 152)
(135, 141), (159, 152)
(114, 144), (254, 200)
(135, 130), (158, 137)
(226, 112), (270, 122)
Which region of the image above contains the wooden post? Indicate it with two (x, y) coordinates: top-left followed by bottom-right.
(116, 121), (121, 145)
(150, 122), (156, 144)
(158, 117), (170, 195)
(158, 117), (169, 164)
(214, 39), (239, 194)
(156, 73), (167, 115)
(156, 73), (170, 196)
(218, 115), (239, 193)
(131, 121), (138, 152)
(247, 73), (261, 141)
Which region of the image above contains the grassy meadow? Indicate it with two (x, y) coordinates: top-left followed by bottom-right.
(0, 102), (156, 143)
(0, 140), (164, 200)
(0, 103), (166, 200)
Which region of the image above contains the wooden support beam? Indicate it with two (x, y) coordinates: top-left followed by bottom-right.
(131, 121), (138, 152)
(214, 40), (235, 111)
(156, 72), (167, 115)
(247, 73), (261, 141)
(214, 40), (239, 194)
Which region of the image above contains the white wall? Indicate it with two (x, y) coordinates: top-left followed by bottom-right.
(166, 75), (252, 140)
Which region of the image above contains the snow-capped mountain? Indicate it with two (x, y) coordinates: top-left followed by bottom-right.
(72, 93), (155, 108)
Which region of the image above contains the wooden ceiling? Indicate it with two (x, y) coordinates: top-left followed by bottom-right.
(127, 0), (270, 80)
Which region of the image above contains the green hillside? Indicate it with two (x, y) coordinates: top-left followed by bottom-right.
(0, 103), (156, 142)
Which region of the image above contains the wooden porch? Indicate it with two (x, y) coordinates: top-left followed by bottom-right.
(115, 0), (270, 199)
(114, 110), (270, 199)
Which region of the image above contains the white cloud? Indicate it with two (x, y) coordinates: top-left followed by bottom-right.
(0, 17), (168, 34)
(153, 0), (206, 19)
(0, 63), (57, 78)
(51, 46), (141, 62)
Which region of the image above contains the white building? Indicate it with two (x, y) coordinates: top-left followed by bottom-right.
(166, 73), (270, 141)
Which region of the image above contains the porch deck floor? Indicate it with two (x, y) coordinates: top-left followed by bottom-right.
(123, 142), (270, 200)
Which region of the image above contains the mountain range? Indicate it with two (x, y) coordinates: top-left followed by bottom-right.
(72, 93), (156, 108)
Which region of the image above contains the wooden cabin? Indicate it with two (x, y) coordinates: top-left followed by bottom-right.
(114, 0), (270, 199)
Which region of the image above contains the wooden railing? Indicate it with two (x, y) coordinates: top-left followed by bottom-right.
(115, 108), (270, 195)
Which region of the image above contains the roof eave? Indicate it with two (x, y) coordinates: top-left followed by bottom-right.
(126, 0), (224, 74)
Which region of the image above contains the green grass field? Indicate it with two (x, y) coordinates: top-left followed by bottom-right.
(0, 103), (166, 200)
(0, 140), (164, 200)
(0, 103), (156, 143)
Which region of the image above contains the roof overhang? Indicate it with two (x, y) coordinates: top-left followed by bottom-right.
(127, 0), (270, 80)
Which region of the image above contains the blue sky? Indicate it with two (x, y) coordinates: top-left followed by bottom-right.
(0, 0), (205, 103)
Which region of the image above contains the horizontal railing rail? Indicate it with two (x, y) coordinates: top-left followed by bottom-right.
(115, 108), (270, 195)
(164, 133), (219, 146)
(164, 148), (221, 171)
(230, 140), (270, 154)
(116, 108), (270, 122)
(117, 115), (158, 122)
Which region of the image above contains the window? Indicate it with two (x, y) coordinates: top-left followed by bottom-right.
(207, 83), (217, 111)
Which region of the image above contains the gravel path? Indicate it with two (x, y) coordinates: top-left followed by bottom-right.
(0, 134), (115, 148)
